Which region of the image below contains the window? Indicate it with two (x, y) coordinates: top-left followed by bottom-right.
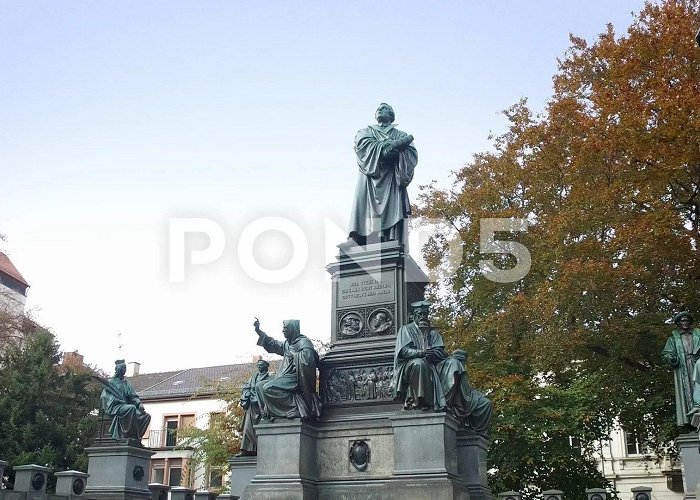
(567, 436), (581, 450)
(208, 469), (223, 489)
(162, 414), (196, 447)
(152, 467), (164, 484)
(150, 458), (190, 487)
(168, 467), (182, 487)
(625, 431), (642, 455)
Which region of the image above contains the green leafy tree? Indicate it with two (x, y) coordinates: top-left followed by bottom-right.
(415, 0), (700, 496)
(0, 328), (100, 490)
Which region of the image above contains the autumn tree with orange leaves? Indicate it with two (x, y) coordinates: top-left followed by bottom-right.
(416, 0), (700, 495)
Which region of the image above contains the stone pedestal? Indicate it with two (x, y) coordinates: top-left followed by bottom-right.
(227, 456), (257, 500)
(243, 420), (318, 500)
(13, 464), (50, 499)
(55, 470), (89, 498)
(321, 241), (428, 419)
(240, 242), (491, 500)
(677, 433), (700, 499)
(456, 431), (491, 500)
(194, 491), (218, 500)
(631, 486), (653, 500)
(171, 487), (196, 500)
(147, 483), (170, 500)
(84, 444), (155, 499)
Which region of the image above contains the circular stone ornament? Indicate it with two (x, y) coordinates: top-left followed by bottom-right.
(133, 465), (145, 481)
(349, 440), (370, 471)
(31, 473), (45, 491)
(72, 478), (86, 495)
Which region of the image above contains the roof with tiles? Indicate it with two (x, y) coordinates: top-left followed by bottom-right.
(129, 361), (279, 400)
(0, 252), (29, 287)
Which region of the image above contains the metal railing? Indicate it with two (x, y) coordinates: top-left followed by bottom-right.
(146, 428), (181, 449)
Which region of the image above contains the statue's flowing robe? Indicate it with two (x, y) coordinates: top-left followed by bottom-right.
(662, 328), (700, 425)
(100, 377), (151, 441)
(239, 370), (270, 452)
(255, 327), (321, 419)
(439, 358), (493, 433)
(349, 124), (417, 240)
(392, 323), (447, 409)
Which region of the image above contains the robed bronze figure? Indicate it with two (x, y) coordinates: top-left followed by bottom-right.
(392, 301), (492, 435)
(99, 359), (151, 442)
(253, 319), (321, 420)
(348, 103), (417, 246)
(237, 359), (270, 456)
(662, 312), (700, 426)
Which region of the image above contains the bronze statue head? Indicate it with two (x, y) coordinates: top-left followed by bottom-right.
(375, 103), (395, 124)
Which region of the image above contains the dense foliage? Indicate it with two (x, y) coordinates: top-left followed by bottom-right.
(415, 0), (700, 495)
(0, 329), (100, 490)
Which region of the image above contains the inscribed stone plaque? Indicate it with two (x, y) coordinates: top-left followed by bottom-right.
(337, 271), (395, 308)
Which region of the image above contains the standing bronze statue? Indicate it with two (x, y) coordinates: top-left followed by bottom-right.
(98, 359), (151, 443)
(347, 103), (418, 246)
(662, 312), (700, 426)
(253, 318), (321, 420)
(236, 359), (270, 456)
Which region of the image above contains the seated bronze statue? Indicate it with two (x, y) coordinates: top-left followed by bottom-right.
(392, 301), (492, 434)
(253, 319), (321, 420)
(98, 359), (151, 443)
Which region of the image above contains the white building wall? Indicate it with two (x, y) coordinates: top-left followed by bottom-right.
(594, 427), (682, 500)
(141, 396), (229, 491)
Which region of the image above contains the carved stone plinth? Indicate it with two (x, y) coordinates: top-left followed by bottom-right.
(321, 241), (428, 418)
(12, 464), (51, 498)
(227, 455), (257, 499)
(677, 432), (700, 499)
(55, 470), (90, 499)
(84, 444), (155, 499)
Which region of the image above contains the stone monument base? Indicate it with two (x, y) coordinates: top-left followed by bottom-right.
(242, 412), (490, 500)
(228, 455), (257, 500)
(84, 444), (155, 500)
(677, 432), (700, 500)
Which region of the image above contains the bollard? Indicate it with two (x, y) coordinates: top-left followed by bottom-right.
(631, 486), (652, 500)
(55, 470), (90, 498)
(171, 486), (197, 500)
(194, 491), (218, 500)
(586, 488), (607, 500)
(148, 483), (171, 500)
(543, 490), (564, 500)
(13, 464), (51, 494)
(498, 491), (522, 500)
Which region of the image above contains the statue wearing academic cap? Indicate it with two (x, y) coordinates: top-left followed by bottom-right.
(393, 301), (492, 437)
(99, 359), (151, 442)
(252, 319), (321, 420)
(662, 312), (700, 426)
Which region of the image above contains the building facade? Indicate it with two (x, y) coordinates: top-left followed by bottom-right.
(129, 360), (266, 491)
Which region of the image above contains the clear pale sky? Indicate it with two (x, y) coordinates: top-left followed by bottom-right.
(1, 1), (645, 373)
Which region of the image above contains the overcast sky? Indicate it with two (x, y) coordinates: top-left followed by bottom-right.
(1, 1), (646, 373)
